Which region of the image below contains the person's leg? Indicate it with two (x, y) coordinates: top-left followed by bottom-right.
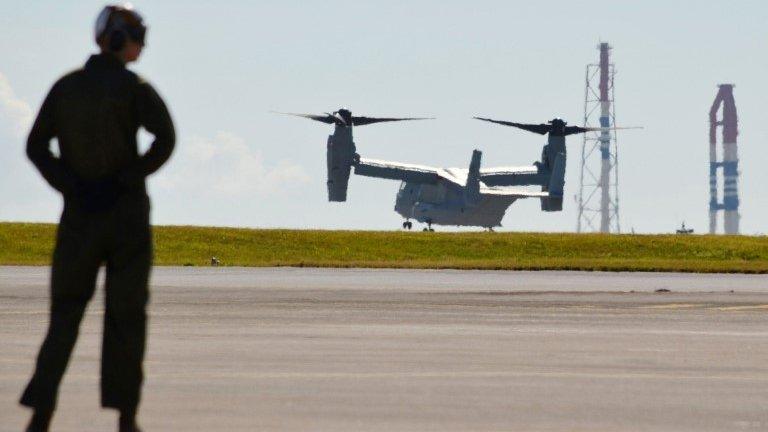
(101, 195), (152, 428)
(20, 206), (103, 429)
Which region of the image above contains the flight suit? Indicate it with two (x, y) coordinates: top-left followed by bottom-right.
(20, 53), (175, 412)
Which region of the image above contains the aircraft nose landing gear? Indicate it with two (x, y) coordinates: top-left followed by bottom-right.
(422, 220), (435, 232)
(402, 221), (413, 230)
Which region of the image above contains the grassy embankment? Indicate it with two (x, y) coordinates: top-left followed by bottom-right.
(1, 222), (767, 273)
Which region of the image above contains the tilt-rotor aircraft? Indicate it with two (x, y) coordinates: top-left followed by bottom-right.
(283, 109), (607, 231)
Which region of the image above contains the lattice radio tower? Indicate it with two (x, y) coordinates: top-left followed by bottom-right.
(577, 42), (620, 233)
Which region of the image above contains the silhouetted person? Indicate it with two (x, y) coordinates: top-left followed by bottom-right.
(21, 4), (174, 432)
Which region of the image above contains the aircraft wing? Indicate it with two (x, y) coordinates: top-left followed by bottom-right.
(480, 166), (539, 177)
(354, 159), (544, 192)
(356, 159), (479, 188)
(480, 185), (550, 198)
(355, 158), (440, 184)
(479, 166), (541, 186)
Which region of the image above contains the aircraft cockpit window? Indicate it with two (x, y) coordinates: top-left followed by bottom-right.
(397, 182), (408, 198)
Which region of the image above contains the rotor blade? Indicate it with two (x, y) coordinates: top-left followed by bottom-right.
(473, 117), (551, 135)
(351, 116), (434, 126)
(564, 125), (644, 136)
(272, 111), (339, 125)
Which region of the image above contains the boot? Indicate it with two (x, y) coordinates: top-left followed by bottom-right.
(25, 409), (53, 432)
(119, 408), (142, 432)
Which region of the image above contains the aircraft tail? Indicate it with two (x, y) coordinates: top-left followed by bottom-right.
(464, 150), (482, 206)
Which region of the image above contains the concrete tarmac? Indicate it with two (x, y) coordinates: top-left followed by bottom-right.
(2, 267), (767, 431)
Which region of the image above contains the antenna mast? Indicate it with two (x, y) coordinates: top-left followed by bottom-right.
(577, 42), (620, 233)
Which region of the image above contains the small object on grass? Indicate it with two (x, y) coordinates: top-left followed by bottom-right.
(676, 221), (694, 235)
(211, 256), (220, 266)
(655, 288), (671, 293)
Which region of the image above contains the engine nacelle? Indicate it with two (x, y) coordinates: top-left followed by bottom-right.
(540, 152), (565, 212)
(540, 196), (563, 212)
(326, 134), (356, 202)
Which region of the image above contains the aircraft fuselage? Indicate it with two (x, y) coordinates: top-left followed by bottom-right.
(394, 180), (516, 228)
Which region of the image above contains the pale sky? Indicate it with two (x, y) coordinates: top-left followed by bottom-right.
(1, 0), (766, 233)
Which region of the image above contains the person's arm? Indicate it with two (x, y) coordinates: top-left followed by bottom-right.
(121, 81), (175, 188)
(26, 85), (76, 195)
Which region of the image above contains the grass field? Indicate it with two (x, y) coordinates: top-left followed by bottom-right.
(1, 222), (767, 273)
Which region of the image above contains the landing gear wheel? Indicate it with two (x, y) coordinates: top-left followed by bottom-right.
(402, 221), (412, 230)
(423, 227), (429, 232)
(426, 219), (434, 232)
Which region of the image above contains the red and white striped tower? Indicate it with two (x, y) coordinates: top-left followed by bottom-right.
(708, 84), (739, 234)
(597, 43), (612, 232)
(577, 42), (620, 233)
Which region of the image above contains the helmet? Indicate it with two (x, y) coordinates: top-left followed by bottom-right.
(94, 4), (147, 50)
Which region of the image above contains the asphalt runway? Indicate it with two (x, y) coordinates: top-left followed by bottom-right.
(2, 267), (768, 431)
